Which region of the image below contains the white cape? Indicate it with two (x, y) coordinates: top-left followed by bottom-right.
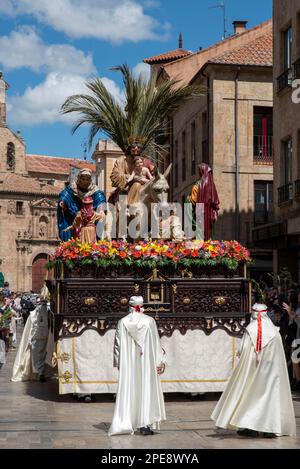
(108, 312), (166, 436)
(11, 303), (52, 382)
(211, 330), (296, 436)
(0, 338), (6, 364)
(11, 315), (37, 382)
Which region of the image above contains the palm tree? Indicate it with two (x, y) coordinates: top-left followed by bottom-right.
(61, 64), (203, 160)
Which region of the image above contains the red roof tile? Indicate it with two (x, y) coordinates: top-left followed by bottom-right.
(0, 173), (61, 195)
(26, 154), (96, 175)
(143, 48), (192, 64)
(207, 32), (272, 67)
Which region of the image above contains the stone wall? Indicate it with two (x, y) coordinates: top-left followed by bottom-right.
(273, 0), (300, 222)
(0, 127), (26, 175)
(172, 66), (273, 246)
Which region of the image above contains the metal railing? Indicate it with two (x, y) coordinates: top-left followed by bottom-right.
(278, 183), (293, 204)
(277, 68), (293, 93)
(295, 179), (300, 199)
(253, 135), (273, 164)
(293, 58), (300, 79)
(254, 209), (274, 226)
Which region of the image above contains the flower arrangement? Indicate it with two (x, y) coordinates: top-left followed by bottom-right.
(47, 239), (251, 274)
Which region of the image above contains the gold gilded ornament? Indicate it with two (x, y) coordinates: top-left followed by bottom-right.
(183, 297), (191, 305)
(84, 297), (96, 306)
(61, 371), (72, 383)
(214, 296), (227, 306)
(60, 352), (71, 364)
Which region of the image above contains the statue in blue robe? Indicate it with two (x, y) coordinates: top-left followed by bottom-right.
(57, 169), (106, 241)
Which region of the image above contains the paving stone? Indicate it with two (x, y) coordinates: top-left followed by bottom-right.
(0, 333), (299, 449)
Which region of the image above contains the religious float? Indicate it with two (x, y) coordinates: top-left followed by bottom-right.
(47, 67), (253, 396)
(46, 238), (252, 396)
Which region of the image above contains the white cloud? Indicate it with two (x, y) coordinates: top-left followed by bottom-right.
(0, 0), (170, 43)
(7, 72), (123, 127)
(0, 26), (96, 75)
(143, 0), (161, 8)
(133, 62), (151, 81)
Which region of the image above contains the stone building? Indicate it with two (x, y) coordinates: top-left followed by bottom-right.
(144, 20), (274, 276)
(0, 72), (96, 293)
(92, 139), (122, 201)
(253, 0), (300, 283)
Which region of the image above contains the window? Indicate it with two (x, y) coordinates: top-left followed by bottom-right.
(253, 107), (273, 163)
(279, 138), (293, 204)
(254, 182), (273, 226)
(277, 26), (293, 91)
(202, 140), (209, 164)
(16, 201), (24, 216)
(284, 27), (292, 71)
(174, 163), (178, 188)
(282, 138), (293, 185)
(202, 112), (207, 138)
(191, 121), (196, 176)
(297, 13), (300, 57)
(201, 112), (209, 164)
(182, 131), (186, 182)
(7, 142), (15, 170)
(174, 140), (178, 188)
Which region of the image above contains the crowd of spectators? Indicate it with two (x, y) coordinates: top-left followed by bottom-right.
(0, 283), (37, 369)
(263, 283), (300, 393)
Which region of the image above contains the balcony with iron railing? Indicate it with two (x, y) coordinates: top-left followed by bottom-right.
(253, 135), (273, 164)
(277, 68), (293, 93)
(278, 183), (293, 205)
(254, 208), (274, 226)
(295, 179), (300, 199)
(293, 58), (300, 79)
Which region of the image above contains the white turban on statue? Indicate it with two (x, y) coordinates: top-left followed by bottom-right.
(71, 168), (98, 199)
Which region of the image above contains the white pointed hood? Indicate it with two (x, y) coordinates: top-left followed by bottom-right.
(246, 303), (279, 353)
(122, 296), (149, 349)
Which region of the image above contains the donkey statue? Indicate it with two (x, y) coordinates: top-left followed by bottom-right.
(105, 163), (184, 241)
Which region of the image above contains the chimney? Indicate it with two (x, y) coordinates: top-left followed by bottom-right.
(178, 32), (183, 49)
(233, 21), (248, 35)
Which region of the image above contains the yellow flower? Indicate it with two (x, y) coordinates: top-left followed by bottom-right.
(78, 242), (91, 253)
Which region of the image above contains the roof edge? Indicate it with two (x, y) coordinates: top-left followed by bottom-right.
(163, 18), (272, 69)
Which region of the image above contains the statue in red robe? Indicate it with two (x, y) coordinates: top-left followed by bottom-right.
(189, 163), (220, 240)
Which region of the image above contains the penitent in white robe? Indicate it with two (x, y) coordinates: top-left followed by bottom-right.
(108, 312), (166, 436)
(11, 302), (52, 382)
(211, 317), (296, 436)
(11, 314), (36, 382)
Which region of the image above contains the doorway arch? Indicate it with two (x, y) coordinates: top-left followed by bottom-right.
(32, 253), (48, 293)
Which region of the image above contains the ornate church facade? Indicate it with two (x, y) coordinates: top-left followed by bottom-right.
(0, 73), (99, 293)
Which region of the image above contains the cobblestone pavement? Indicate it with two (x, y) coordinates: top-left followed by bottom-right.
(0, 337), (299, 449)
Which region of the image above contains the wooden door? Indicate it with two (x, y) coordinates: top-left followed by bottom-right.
(32, 254), (48, 293)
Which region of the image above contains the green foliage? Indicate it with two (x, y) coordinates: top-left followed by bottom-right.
(0, 307), (12, 327)
(250, 279), (266, 303)
(65, 260), (75, 270)
(47, 254), (243, 274)
(61, 64), (203, 160)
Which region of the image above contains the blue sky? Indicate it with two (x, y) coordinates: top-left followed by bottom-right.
(0, 0), (272, 160)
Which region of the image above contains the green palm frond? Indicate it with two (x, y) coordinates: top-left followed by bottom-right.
(61, 64), (204, 160)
